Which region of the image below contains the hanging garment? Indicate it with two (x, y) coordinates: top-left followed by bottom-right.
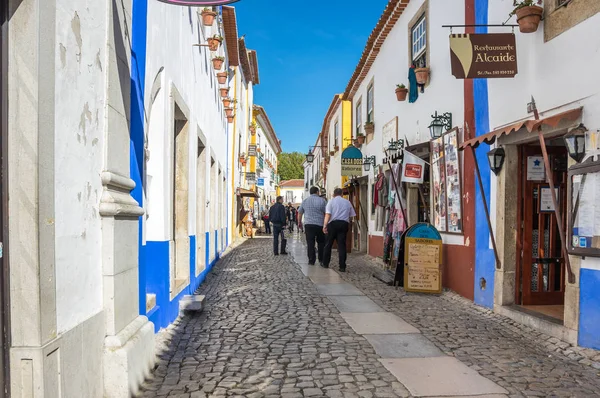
(379, 175), (389, 208)
(408, 67), (419, 103)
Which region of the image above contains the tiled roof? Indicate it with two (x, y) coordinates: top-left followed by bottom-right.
(280, 179), (305, 188)
(221, 6), (239, 66)
(248, 50), (260, 85)
(320, 94), (342, 156)
(342, 0), (411, 100)
(238, 37), (253, 83)
(253, 105), (282, 153)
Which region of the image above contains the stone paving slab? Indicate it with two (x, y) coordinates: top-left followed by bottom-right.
(316, 283), (364, 296)
(366, 334), (444, 358)
(380, 357), (509, 397)
(328, 295), (384, 313)
(309, 274), (344, 284)
(341, 312), (420, 335)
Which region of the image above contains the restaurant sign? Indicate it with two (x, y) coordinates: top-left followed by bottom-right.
(450, 33), (517, 79)
(157, 0), (239, 5)
(341, 146), (363, 177)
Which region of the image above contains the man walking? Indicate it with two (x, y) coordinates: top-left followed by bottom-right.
(322, 188), (356, 272)
(298, 187), (327, 266)
(269, 196), (288, 255)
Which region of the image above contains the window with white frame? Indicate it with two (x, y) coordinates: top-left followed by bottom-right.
(355, 100), (362, 137)
(367, 82), (374, 123)
(334, 120), (339, 151)
(286, 191), (294, 203)
(411, 15), (427, 67)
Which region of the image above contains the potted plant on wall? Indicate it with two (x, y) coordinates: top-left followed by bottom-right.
(395, 84), (408, 101)
(201, 8), (217, 26)
(415, 68), (429, 85)
(219, 87), (229, 98)
(364, 121), (374, 136)
(355, 132), (366, 146)
(511, 0), (544, 33)
(249, 122), (257, 135)
(225, 107), (233, 117)
(222, 97), (232, 108)
(227, 114), (235, 123)
(207, 35), (223, 51)
(212, 56), (225, 70)
(217, 72), (228, 84)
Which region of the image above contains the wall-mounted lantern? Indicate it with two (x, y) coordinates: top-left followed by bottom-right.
(305, 145), (327, 164)
(428, 111), (452, 139)
(487, 147), (505, 175)
(363, 156), (376, 172)
(563, 124), (587, 162)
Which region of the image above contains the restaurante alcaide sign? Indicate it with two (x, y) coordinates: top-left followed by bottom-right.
(450, 33), (518, 79)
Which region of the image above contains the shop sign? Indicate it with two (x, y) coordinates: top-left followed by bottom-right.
(401, 150), (425, 184)
(157, 0), (239, 6)
(246, 172), (256, 182)
(248, 145), (257, 157)
(341, 146), (363, 177)
(403, 223), (443, 294)
(257, 178), (265, 187)
(450, 33), (517, 79)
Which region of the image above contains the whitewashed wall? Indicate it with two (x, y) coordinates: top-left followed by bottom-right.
(326, 105), (344, 195)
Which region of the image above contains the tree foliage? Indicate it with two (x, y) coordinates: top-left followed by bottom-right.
(277, 152), (305, 181)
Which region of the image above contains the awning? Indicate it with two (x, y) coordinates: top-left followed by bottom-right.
(459, 107), (583, 150)
(236, 188), (259, 198)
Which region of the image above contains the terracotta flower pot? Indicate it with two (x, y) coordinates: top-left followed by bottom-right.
(395, 87), (408, 101)
(227, 115), (234, 123)
(250, 126), (256, 135)
(220, 88), (229, 98)
(201, 10), (217, 26)
(222, 98), (231, 107)
(207, 38), (221, 51)
(225, 107), (233, 117)
(364, 124), (374, 136)
(329, 151), (335, 156)
(217, 72), (228, 84)
(515, 5), (543, 33)
(415, 68), (430, 85)
(212, 58), (224, 70)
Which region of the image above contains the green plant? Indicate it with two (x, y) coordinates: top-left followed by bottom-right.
(365, 121), (374, 126)
(213, 56), (225, 61)
(511, 0), (542, 15)
(396, 84), (406, 89)
(202, 7), (213, 12)
(357, 132), (365, 137)
(211, 35), (223, 41)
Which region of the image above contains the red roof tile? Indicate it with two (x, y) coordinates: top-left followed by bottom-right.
(222, 6), (239, 67)
(280, 179), (305, 188)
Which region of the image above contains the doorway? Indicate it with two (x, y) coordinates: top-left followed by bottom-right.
(517, 144), (568, 319)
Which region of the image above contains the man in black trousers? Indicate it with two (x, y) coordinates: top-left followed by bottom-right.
(322, 188), (356, 272)
(269, 196), (288, 255)
(298, 187), (327, 266)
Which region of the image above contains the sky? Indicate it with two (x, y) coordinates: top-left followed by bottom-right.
(234, 0), (390, 154)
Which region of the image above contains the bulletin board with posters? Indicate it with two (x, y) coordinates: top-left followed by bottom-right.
(568, 158), (600, 257)
(430, 128), (463, 234)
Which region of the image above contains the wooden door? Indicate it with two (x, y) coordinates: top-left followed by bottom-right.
(520, 146), (568, 305)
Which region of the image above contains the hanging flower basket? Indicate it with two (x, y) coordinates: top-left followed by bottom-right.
(207, 36), (223, 51)
(395, 84), (408, 101)
(217, 72), (228, 84)
(227, 115), (235, 123)
(415, 68), (430, 85)
(222, 97), (232, 108)
(364, 122), (374, 136)
(212, 56), (225, 70)
(201, 8), (217, 26)
(225, 107), (233, 117)
(220, 88), (229, 98)
(515, 5), (544, 33)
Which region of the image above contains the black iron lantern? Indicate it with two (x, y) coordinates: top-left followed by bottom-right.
(305, 151), (315, 164)
(563, 124), (587, 162)
(487, 147), (505, 175)
(428, 111), (452, 139)
(363, 156), (376, 172)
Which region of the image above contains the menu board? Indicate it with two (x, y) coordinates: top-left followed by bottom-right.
(571, 172), (600, 251)
(430, 128), (463, 234)
(404, 237), (442, 293)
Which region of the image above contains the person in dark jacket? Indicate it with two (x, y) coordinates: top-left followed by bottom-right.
(269, 196), (288, 255)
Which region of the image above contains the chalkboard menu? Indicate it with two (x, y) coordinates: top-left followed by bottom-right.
(403, 223), (443, 294)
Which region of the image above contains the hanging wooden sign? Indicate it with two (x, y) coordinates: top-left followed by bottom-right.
(450, 33), (517, 79)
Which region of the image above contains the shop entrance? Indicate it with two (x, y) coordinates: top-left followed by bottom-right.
(517, 144), (568, 315)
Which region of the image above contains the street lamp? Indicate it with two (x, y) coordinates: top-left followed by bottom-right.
(563, 124), (587, 162)
(305, 145), (327, 164)
(428, 111), (452, 139)
(487, 147), (505, 175)
(363, 156), (376, 172)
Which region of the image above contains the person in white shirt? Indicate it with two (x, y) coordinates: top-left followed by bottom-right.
(322, 188), (356, 272)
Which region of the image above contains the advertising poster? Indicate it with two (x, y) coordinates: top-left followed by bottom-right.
(444, 129), (462, 233)
(431, 137), (446, 232)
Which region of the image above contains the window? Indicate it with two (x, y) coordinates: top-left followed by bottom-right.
(355, 100), (362, 137)
(367, 82), (374, 123)
(334, 120), (339, 150)
(286, 191), (294, 203)
(411, 16), (427, 67)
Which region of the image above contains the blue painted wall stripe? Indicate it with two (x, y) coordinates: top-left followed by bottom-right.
(579, 268), (600, 350)
(473, 0), (495, 308)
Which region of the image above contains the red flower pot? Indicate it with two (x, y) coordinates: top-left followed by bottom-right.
(201, 10), (217, 26)
(220, 88), (229, 98)
(515, 5), (543, 33)
(415, 68), (429, 85)
(207, 38), (221, 51)
(227, 115), (234, 123)
(222, 98), (231, 107)
(225, 108), (233, 117)
(212, 58), (224, 70)
(395, 87), (408, 101)
(217, 72), (228, 84)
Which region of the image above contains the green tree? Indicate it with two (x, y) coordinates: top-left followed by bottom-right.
(277, 152), (305, 181)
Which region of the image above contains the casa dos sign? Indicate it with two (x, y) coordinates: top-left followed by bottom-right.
(157, 0), (239, 5)
(450, 33), (518, 79)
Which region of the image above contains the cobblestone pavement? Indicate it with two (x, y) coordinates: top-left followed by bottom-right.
(139, 234), (600, 398)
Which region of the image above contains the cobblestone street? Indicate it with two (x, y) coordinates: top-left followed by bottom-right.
(139, 234), (600, 398)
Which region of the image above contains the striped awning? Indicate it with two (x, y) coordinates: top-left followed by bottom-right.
(460, 107), (583, 150)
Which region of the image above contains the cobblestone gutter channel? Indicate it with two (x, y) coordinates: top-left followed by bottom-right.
(139, 235), (600, 398)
